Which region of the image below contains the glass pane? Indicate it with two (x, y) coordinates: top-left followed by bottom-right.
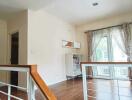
(95, 36), (108, 62)
(112, 37), (127, 61)
(94, 36), (110, 77)
(112, 36), (128, 79)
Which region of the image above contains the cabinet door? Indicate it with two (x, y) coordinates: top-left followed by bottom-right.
(65, 54), (74, 76)
(73, 55), (82, 75)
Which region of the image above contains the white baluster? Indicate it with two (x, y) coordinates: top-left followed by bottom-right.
(82, 65), (88, 100)
(8, 85), (11, 100)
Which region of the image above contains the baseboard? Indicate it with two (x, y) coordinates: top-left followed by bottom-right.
(17, 87), (27, 92)
(48, 78), (67, 86)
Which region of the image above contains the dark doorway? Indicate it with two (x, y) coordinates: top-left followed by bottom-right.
(10, 32), (19, 87)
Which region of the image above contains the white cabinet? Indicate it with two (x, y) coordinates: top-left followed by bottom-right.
(65, 54), (82, 79)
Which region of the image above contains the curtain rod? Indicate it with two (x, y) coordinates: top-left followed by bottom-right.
(85, 22), (132, 33)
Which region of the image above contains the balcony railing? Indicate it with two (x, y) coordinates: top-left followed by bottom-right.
(81, 62), (132, 100)
(0, 65), (57, 100)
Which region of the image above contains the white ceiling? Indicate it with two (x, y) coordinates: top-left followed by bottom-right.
(0, 0), (56, 19)
(0, 0), (132, 25)
(45, 0), (132, 25)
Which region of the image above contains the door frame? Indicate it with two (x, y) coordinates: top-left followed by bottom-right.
(7, 31), (19, 64)
(7, 31), (19, 84)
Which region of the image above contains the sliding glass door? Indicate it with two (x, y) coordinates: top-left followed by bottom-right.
(92, 28), (128, 79)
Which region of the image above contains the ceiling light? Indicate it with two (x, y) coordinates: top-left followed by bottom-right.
(92, 2), (99, 6)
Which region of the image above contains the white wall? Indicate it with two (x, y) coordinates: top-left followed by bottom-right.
(76, 31), (88, 62)
(7, 10), (28, 88)
(0, 19), (9, 85)
(76, 13), (132, 61)
(0, 20), (7, 64)
(77, 13), (132, 32)
(7, 11), (28, 64)
(28, 10), (77, 85)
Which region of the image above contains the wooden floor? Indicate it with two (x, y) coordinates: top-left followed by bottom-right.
(0, 86), (45, 100)
(0, 78), (132, 100)
(0, 86), (27, 100)
(50, 78), (132, 100)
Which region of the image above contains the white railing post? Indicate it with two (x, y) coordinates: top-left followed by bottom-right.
(27, 72), (32, 100)
(82, 65), (88, 100)
(28, 74), (35, 100)
(27, 72), (29, 94)
(30, 79), (35, 100)
(8, 85), (11, 100)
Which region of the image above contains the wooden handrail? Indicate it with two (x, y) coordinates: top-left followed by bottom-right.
(80, 62), (132, 71)
(0, 65), (57, 100)
(30, 65), (57, 100)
